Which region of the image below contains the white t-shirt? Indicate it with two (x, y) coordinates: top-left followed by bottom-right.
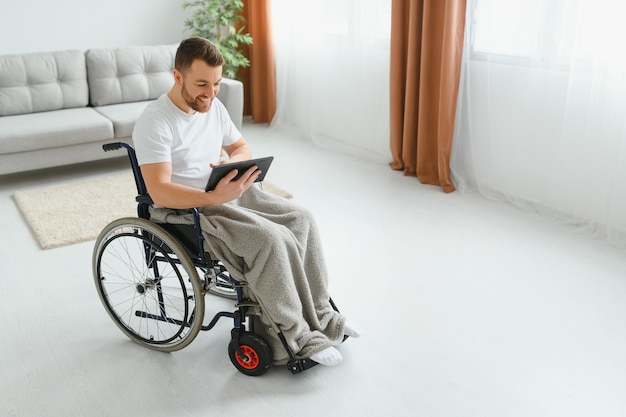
(132, 94), (241, 190)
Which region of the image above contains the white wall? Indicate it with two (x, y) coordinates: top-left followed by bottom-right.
(0, 0), (193, 54)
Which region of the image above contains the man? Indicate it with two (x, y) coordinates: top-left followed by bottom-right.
(133, 37), (358, 366)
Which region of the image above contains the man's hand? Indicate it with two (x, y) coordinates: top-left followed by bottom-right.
(211, 165), (261, 204)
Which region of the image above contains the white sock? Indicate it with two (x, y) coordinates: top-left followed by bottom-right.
(310, 346), (343, 366)
(344, 321), (361, 338)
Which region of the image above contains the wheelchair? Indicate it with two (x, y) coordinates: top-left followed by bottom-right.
(92, 142), (336, 376)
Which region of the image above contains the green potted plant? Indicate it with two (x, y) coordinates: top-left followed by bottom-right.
(182, 0), (254, 79)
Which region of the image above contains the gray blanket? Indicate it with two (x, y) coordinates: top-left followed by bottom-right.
(150, 184), (346, 364)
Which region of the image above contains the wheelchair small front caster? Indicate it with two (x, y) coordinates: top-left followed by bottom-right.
(228, 330), (273, 376)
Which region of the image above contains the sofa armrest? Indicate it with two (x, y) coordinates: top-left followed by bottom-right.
(217, 78), (244, 131)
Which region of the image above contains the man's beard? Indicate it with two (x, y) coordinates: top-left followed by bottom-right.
(181, 81), (212, 113)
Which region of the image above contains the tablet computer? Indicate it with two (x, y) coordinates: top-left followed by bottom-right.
(204, 156), (274, 191)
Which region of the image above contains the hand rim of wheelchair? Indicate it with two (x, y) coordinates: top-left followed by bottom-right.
(92, 217), (205, 352)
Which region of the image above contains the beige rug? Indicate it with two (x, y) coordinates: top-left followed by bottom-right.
(13, 173), (293, 250)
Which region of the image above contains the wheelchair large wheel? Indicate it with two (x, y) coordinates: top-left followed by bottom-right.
(93, 217), (205, 352)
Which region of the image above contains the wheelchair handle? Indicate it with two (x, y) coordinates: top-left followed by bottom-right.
(102, 142), (149, 197)
(102, 142), (123, 152)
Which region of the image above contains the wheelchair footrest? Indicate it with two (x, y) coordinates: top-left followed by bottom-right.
(287, 358), (319, 374)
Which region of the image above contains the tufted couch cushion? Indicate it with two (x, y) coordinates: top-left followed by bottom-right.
(86, 45), (176, 107)
(0, 50), (88, 116)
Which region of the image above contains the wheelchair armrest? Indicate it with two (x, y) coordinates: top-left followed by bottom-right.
(136, 195), (154, 205)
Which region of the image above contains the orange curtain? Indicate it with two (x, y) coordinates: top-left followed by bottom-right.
(389, 0), (467, 193)
(240, 0), (276, 123)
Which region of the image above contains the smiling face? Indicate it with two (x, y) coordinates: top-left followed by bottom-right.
(174, 58), (222, 113)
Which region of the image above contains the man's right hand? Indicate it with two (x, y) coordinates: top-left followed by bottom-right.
(212, 165), (261, 204)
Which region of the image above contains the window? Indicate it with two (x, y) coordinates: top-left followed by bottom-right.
(274, 0), (390, 45)
(470, 0), (626, 67)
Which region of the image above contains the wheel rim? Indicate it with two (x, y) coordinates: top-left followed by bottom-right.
(235, 345), (260, 370)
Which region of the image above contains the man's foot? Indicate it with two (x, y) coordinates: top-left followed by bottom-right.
(344, 321), (361, 338)
(310, 346), (343, 366)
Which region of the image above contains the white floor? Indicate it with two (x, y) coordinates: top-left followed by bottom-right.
(2, 122), (626, 417)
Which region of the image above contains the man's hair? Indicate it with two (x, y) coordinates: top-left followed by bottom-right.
(175, 37), (225, 73)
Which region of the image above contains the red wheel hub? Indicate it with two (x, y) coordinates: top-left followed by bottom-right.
(235, 345), (259, 369)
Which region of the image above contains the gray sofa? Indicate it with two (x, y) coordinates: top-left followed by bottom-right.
(0, 44), (243, 176)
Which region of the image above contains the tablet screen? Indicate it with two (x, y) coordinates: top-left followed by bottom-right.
(204, 156), (274, 191)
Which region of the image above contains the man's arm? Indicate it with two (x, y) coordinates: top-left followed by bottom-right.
(141, 159), (260, 209)
(222, 137), (252, 164)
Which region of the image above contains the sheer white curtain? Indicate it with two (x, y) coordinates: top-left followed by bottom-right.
(269, 0), (391, 162)
(452, 0), (626, 246)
